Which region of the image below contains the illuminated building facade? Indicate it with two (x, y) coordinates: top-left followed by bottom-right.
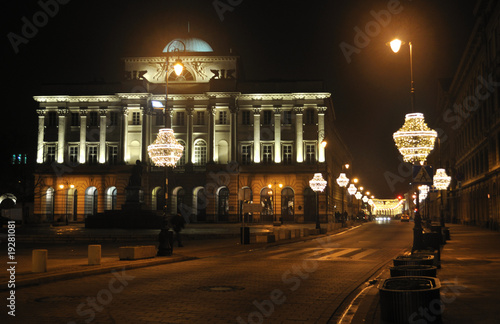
(429, 0), (500, 229)
(33, 38), (351, 224)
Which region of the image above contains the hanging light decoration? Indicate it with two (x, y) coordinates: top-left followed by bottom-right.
(434, 168), (451, 190)
(336, 173), (349, 188)
(418, 185), (429, 202)
(148, 128), (184, 167)
(393, 113), (437, 164)
(347, 184), (357, 195)
(362, 195), (368, 203)
(309, 173), (327, 192)
(355, 191), (362, 200)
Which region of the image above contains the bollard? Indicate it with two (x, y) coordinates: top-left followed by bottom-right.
(88, 245), (101, 265)
(32, 249), (48, 273)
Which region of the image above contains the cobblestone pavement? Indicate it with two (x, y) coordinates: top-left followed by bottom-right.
(2, 222), (413, 323)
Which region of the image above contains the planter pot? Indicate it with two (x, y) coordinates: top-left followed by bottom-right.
(390, 265), (437, 278)
(393, 255), (435, 267)
(423, 232), (442, 250)
(413, 249), (441, 269)
(379, 276), (442, 323)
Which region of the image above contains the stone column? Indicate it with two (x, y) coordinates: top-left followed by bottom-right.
(274, 105), (281, 163)
(36, 109), (46, 163)
(122, 108), (129, 163)
(317, 106), (326, 163)
(57, 109), (67, 163)
(294, 106), (304, 163)
(230, 103), (238, 162)
(79, 109), (87, 163)
(208, 105), (216, 163)
(186, 106), (194, 164)
(99, 109), (107, 164)
(253, 106), (261, 163)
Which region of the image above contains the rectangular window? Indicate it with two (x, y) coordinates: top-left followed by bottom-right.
(282, 145), (292, 164)
(196, 111), (205, 125)
(132, 112), (141, 125)
(241, 145), (252, 165)
(262, 144), (273, 163)
(108, 146), (118, 164)
(47, 112), (57, 127)
(69, 146), (79, 164)
(88, 145), (98, 164)
(283, 111), (292, 125)
(263, 111), (272, 125)
(242, 111), (251, 125)
(109, 112), (118, 126)
(45, 145), (56, 163)
(219, 111), (227, 125)
(195, 144), (207, 165)
(156, 111), (163, 126)
(89, 112), (98, 126)
(306, 109), (315, 124)
(176, 111), (185, 126)
(305, 144), (316, 163)
(71, 113), (79, 126)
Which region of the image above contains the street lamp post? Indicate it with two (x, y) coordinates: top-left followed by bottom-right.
(310, 173), (327, 230)
(268, 182), (283, 226)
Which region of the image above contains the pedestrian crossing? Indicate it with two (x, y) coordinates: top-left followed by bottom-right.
(267, 247), (380, 261)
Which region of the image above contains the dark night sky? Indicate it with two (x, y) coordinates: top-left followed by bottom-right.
(2, 0), (476, 198)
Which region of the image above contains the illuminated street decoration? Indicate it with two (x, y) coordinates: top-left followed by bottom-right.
(148, 129), (184, 167)
(347, 184), (357, 195)
(336, 173), (349, 188)
(309, 173), (327, 192)
(355, 191), (362, 200)
(393, 113), (437, 164)
(434, 168), (451, 190)
(418, 185), (429, 202)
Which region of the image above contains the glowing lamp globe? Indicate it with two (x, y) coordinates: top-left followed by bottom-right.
(434, 168), (451, 190)
(309, 173), (327, 192)
(336, 173), (349, 188)
(393, 113), (437, 164)
(148, 128), (184, 167)
(348, 184), (357, 195)
(173, 60), (184, 76)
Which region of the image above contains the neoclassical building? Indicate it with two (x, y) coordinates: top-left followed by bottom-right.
(33, 37), (352, 224)
(428, 0), (500, 229)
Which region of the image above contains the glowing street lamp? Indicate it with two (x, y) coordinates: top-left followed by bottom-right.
(310, 173), (327, 230)
(336, 172), (349, 219)
(434, 168), (452, 226)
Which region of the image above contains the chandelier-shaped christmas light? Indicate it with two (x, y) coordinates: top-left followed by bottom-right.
(393, 113), (437, 164)
(147, 128), (184, 167)
(336, 173), (349, 188)
(309, 173), (327, 192)
(355, 191), (362, 200)
(433, 168), (451, 190)
(362, 195), (368, 203)
(418, 185), (429, 202)
(347, 184), (357, 195)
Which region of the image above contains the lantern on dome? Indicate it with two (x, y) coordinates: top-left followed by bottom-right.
(434, 168), (451, 190)
(147, 128), (184, 167)
(393, 113), (437, 164)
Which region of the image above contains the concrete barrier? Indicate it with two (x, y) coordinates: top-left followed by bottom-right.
(119, 245), (156, 260)
(32, 249), (48, 273)
(255, 233), (276, 243)
(275, 229), (291, 240)
(292, 229), (301, 238)
(303, 228), (310, 237)
(88, 245), (101, 265)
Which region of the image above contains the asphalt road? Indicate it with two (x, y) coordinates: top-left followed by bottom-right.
(5, 221), (413, 324)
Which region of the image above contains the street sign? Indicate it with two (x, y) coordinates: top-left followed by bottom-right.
(242, 203), (261, 213)
(413, 165), (433, 185)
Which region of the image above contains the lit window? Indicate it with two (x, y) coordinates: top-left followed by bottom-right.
(132, 112), (141, 125)
(241, 145), (252, 165)
(219, 111), (228, 125)
(69, 146), (79, 164)
(263, 144), (273, 163)
(88, 145), (98, 164)
(282, 145), (292, 164)
(46, 145), (56, 163)
(194, 141), (207, 165)
(306, 144), (316, 163)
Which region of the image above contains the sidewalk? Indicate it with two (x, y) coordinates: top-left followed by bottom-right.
(0, 222), (343, 290)
(348, 223), (500, 324)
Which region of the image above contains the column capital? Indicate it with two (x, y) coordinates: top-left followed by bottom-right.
(122, 107), (128, 116)
(253, 105), (261, 115)
(229, 104), (239, 114)
(274, 105), (282, 114)
(186, 106), (194, 116)
(208, 105), (216, 116)
(317, 106), (327, 114)
(37, 109), (46, 116)
(99, 108), (107, 116)
(79, 109), (88, 116)
(293, 105), (304, 114)
(57, 108), (68, 116)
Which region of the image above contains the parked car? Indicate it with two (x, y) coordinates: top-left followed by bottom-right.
(401, 214), (410, 222)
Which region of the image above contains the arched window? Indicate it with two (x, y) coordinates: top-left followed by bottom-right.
(217, 187), (230, 222)
(67, 188), (78, 221)
(281, 187), (295, 222)
(193, 186), (206, 222)
(217, 140), (228, 164)
(260, 187), (273, 222)
(45, 187), (55, 221)
(152, 186), (164, 211)
(85, 187), (98, 216)
(168, 69), (195, 82)
(105, 187), (117, 210)
(172, 187), (185, 215)
(194, 139), (207, 165)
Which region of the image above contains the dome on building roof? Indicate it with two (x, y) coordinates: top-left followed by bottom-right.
(163, 38), (213, 53)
